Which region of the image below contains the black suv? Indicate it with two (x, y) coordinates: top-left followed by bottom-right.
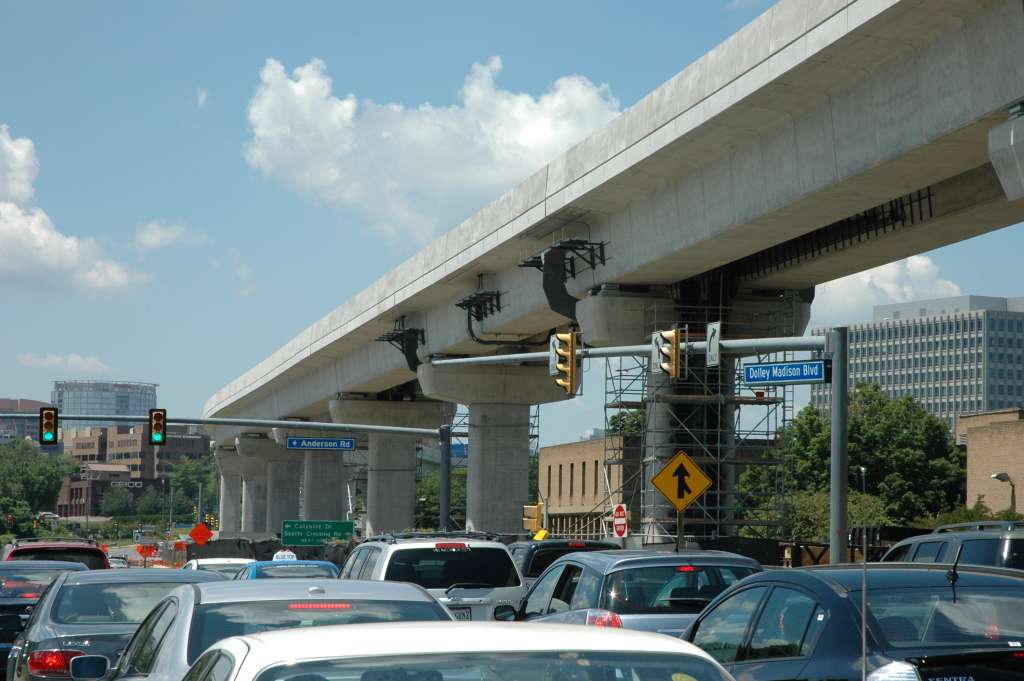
(508, 539), (620, 588)
(881, 520), (1024, 570)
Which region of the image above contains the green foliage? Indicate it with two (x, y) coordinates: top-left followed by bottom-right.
(0, 441), (76, 535)
(415, 468), (467, 530)
(608, 410), (645, 435)
(528, 455), (538, 501)
(786, 491), (891, 542)
(740, 383), (964, 531)
(914, 495), (1023, 528)
(169, 455), (220, 512)
(99, 486), (134, 517)
(136, 487), (164, 515)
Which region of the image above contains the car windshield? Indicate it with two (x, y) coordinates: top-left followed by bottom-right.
(254, 564), (339, 579)
(187, 599), (448, 663)
(9, 549), (106, 569)
(604, 565), (757, 615)
(200, 563), (250, 578)
(385, 547), (520, 589)
(52, 583), (185, 623)
(865, 586), (1024, 649)
(0, 568), (68, 597)
(253, 652), (733, 681)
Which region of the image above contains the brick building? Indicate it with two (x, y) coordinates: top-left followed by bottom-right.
(0, 398), (53, 443)
(957, 408), (1024, 514)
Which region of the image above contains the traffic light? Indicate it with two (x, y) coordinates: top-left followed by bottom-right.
(522, 501), (544, 532)
(39, 407), (58, 444)
(549, 332), (580, 396)
(149, 409), (167, 445)
(652, 328), (682, 379)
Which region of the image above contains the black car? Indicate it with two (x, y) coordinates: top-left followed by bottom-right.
(6, 568), (223, 681)
(508, 539), (620, 588)
(683, 563), (1024, 681)
(0, 562), (86, 676)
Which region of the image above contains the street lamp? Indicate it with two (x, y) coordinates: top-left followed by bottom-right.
(991, 472), (1017, 514)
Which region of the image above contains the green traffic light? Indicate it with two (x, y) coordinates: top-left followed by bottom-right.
(43, 432), (54, 442)
(153, 432), (163, 442)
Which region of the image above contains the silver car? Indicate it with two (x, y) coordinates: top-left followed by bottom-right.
(68, 580), (452, 681)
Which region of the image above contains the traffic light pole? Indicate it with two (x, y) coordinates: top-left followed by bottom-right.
(828, 327), (849, 564)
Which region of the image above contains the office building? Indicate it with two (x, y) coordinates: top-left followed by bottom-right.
(51, 381), (157, 430)
(0, 398), (52, 443)
(957, 408), (1023, 513)
(811, 295), (1024, 429)
(64, 424), (210, 479)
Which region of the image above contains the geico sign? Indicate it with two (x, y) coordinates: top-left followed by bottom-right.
(110, 481), (144, 488)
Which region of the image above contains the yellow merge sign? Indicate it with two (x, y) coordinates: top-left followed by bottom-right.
(652, 451), (712, 512)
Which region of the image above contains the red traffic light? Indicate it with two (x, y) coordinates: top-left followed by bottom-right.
(149, 409), (166, 446)
(39, 407), (58, 444)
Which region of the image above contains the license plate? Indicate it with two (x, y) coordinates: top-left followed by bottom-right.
(450, 607), (472, 621)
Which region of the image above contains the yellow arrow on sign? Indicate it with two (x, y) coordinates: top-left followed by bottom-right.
(651, 450), (712, 512)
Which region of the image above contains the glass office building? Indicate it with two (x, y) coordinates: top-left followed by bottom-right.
(811, 296), (1024, 430)
(51, 381), (158, 429)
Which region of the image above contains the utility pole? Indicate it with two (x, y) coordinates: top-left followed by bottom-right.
(197, 483), (203, 524)
(829, 327), (849, 564)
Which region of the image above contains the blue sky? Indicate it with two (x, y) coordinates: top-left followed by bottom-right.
(1, 1), (1022, 447)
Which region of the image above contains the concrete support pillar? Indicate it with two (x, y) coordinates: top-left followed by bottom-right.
(213, 447), (243, 535)
(235, 436), (273, 536)
(329, 400), (448, 535)
(418, 362), (570, 535)
(467, 404), (531, 534)
(270, 427), (352, 522)
(265, 452), (303, 534)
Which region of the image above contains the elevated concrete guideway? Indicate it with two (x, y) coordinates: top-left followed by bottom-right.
(204, 0), (1024, 534)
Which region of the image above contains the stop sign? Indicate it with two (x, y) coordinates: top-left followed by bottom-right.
(612, 504), (628, 539)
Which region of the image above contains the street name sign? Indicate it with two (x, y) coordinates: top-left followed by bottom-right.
(651, 451), (713, 513)
(743, 360), (828, 386)
(281, 520), (354, 546)
(286, 437), (356, 451)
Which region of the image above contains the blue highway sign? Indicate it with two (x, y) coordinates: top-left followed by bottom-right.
(286, 437), (356, 451)
(744, 360), (828, 385)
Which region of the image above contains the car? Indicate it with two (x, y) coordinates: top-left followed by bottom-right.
(683, 562), (1024, 681)
(180, 558), (254, 579)
(0, 562), (87, 677)
(5, 567), (224, 681)
(232, 560), (339, 580)
(340, 532), (524, 622)
(78, 579), (455, 681)
(3, 539), (109, 570)
(508, 538), (621, 588)
(506, 549), (760, 637)
(880, 520), (1024, 570)
(135, 621), (736, 681)
(106, 558), (129, 570)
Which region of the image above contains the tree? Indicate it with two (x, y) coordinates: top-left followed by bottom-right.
(740, 383), (964, 529)
(415, 469), (467, 530)
(786, 491), (891, 542)
(99, 487), (134, 517)
(0, 440), (76, 520)
(136, 487), (165, 515)
(169, 455), (220, 513)
(608, 410), (645, 435)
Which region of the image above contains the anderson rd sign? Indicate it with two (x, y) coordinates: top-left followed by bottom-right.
(743, 360), (828, 386)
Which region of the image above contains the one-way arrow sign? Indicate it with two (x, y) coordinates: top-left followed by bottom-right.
(652, 450), (712, 512)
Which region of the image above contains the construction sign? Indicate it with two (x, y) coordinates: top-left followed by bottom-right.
(651, 450), (712, 513)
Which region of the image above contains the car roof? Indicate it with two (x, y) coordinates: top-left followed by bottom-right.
(189, 579), (436, 605)
(62, 568), (225, 585)
(508, 540), (619, 550)
(0, 560), (88, 570)
(248, 560), (337, 569)
(557, 549), (761, 572)
(9, 540), (103, 550)
(761, 563), (1024, 592)
(229, 622), (716, 664)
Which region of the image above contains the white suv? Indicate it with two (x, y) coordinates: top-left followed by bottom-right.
(340, 532), (525, 621)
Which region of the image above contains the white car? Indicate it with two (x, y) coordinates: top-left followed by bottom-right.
(340, 532), (525, 621)
(181, 558), (254, 579)
(169, 622), (736, 681)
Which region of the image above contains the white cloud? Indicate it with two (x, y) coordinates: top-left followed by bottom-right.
(197, 88), (208, 110)
(17, 352), (110, 374)
(811, 255), (961, 327)
(0, 124), (38, 206)
(134, 221), (206, 251)
(245, 56), (620, 240)
(0, 124), (143, 291)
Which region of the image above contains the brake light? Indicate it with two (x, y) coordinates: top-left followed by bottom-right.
(434, 542), (468, 551)
(287, 602), (353, 610)
(677, 565), (698, 572)
(568, 541), (586, 548)
(19, 593), (39, 599)
(585, 610), (622, 628)
(28, 650), (83, 676)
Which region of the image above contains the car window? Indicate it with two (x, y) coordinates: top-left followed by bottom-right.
(253, 564), (338, 579)
(0, 567), (73, 597)
(911, 541), (947, 563)
(605, 564), (758, 615)
(200, 563), (250, 579)
(118, 601), (168, 676)
(9, 548), (106, 569)
(524, 567), (563, 619)
(569, 568), (602, 610)
(959, 539), (1001, 567)
(52, 582), (185, 624)
(182, 651), (218, 681)
(883, 544), (911, 562)
(358, 548), (381, 579)
(801, 605), (828, 656)
(691, 586), (768, 664)
(549, 566), (582, 614)
(204, 653), (235, 681)
(122, 601), (177, 675)
(22, 581), (56, 632)
(745, 588), (818, 661)
(342, 550), (368, 579)
(384, 546), (519, 589)
(509, 546), (528, 574)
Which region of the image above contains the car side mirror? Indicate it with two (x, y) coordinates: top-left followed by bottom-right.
(493, 605), (517, 622)
(70, 655), (110, 681)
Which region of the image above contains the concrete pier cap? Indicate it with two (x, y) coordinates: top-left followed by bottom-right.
(416, 363), (571, 406)
(576, 291), (674, 347)
(989, 113), (1024, 201)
